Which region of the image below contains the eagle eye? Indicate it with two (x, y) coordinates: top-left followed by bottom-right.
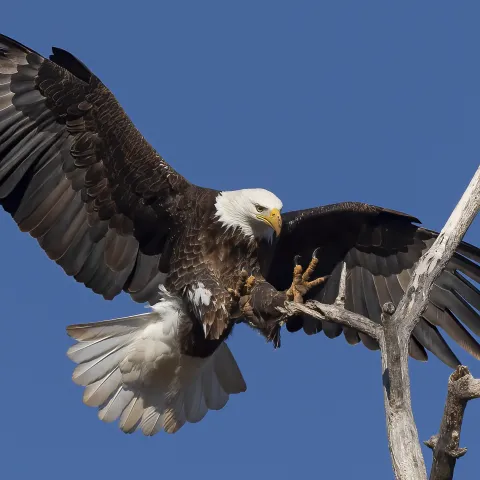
(255, 204), (266, 213)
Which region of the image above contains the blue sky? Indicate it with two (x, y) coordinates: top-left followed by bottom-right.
(1, 1), (479, 479)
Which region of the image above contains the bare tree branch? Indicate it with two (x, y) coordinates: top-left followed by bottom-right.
(390, 167), (480, 338)
(381, 166), (480, 480)
(281, 166), (480, 480)
(334, 262), (347, 308)
(425, 366), (480, 480)
(283, 301), (382, 341)
(379, 303), (427, 479)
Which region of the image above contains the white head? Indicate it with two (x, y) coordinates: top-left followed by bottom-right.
(214, 188), (283, 241)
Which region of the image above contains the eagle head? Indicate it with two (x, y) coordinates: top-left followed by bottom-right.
(214, 188), (283, 241)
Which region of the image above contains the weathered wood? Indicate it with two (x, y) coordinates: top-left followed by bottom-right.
(334, 262), (347, 308)
(381, 165), (480, 480)
(425, 366), (480, 480)
(281, 166), (480, 479)
(380, 303), (427, 480)
(283, 301), (382, 341)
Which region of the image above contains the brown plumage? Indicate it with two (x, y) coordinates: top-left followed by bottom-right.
(1, 33), (480, 435)
(1, 32), (480, 366)
(1, 33), (282, 358)
(264, 205), (480, 367)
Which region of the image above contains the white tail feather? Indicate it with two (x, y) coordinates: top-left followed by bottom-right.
(98, 388), (135, 423)
(67, 334), (133, 364)
(83, 368), (122, 406)
(140, 406), (164, 436)
(185, 375), (208, 423)
(71, 345), (129, 386)
(67, 297), (246, 435)
(203, 360), (229, 410)
(119, 396), (144, 433)
(67, 313), (153, 341)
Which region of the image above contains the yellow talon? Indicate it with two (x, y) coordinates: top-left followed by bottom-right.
(229, 270), (256, 299)
(245, 275), (256, 294)
(287, 251), (328, 304)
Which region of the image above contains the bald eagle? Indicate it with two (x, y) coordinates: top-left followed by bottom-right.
(1, 34), (479, 436)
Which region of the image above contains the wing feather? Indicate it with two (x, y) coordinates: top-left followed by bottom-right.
(267, 202), (480, 367)
(0, 33), (203, 305)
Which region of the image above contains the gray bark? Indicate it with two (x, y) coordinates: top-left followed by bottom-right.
(281, 166), (480, 479)
(425, 366), (480, 480)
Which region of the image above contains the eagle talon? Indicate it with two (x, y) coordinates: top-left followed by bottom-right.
(244, 274), (256, 295)
(229, 270), (256, 300)
(286, 250), (328, 303)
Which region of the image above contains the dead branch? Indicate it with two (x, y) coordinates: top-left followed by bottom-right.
(334, 262), (347, 308)
(281, 165), (480, 480)
(425, 366), (480, 480)
(283, 301), (382, 341)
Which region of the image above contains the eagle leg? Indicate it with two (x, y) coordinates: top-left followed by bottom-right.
(286, 249), (328, 303)
(228, 270), (256, 301)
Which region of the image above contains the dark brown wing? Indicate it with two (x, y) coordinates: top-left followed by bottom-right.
(0, 34), (198, 304)
(264, 202), (480, 368)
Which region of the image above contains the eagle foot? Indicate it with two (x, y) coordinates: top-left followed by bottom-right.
(286, 249), (328, 303)
(228, 270), (256, 301)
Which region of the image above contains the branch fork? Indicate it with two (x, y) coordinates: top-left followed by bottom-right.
(281, 166), (480, 480)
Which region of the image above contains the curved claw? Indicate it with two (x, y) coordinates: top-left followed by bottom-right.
(229, 270), (254, 301)
(287, 249), (328, 304)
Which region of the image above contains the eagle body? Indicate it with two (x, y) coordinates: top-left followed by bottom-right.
(165, 204), (265, 358)
(1, 33), (480, 435)
(64, 189), (272, 435)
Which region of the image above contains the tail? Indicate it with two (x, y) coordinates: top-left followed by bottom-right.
(66, 308), (246, 435)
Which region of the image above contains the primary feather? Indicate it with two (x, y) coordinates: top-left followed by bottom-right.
(1, 32), (480, 439)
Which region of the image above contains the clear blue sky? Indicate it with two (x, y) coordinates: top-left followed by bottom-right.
(1, 2), (479, 479)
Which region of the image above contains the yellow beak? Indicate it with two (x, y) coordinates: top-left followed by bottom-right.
(257, 208), (282, 236)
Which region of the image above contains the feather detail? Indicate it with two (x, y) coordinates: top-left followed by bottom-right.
(66, 294), (246, 435)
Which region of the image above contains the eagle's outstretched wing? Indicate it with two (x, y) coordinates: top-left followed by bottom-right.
(0, 34), (198, 304)
(264, 202), (480, 367)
